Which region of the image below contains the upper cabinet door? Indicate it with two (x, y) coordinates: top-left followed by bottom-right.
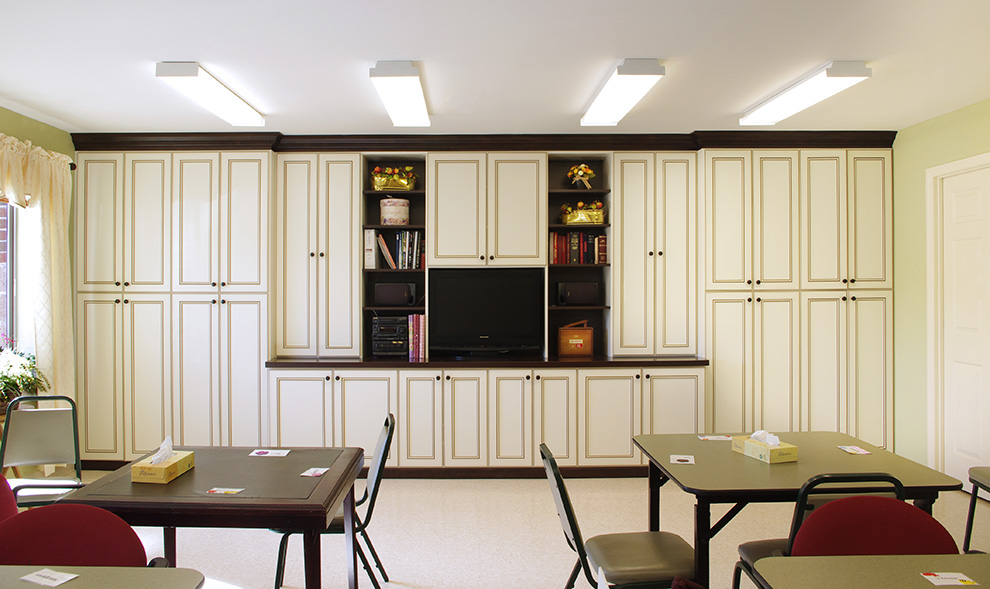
(486, 153), (547, 266)
(317, 153), (361, 356)
(801, 150), (848, 290)
(75, 153), (125, 293)
(655, 152), (697, 355)
(122, 153), (172, 293)
(172, 152), (221, 292)
(220, 152), (270, 293)
(428, 153), (487, 266)
(705, 151), (753, 290)
(612, 153), (656, 356)
(275, 153), (319, 356)
(752, 151), (799, 289)
(846, 150), (892, 289)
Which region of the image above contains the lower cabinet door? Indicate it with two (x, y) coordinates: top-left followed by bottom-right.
(333, 370), (398, 467)
(642, 367), (705, 435)
(534, 369), (578, 466)
(398, 370), (443, 467)
(488, 369), (533, 466)
(577, 369), (643, 465)
(268, 369), (333, 447)
(443, 370), (488, 466)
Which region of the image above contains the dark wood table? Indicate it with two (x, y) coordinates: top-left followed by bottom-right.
(755, 553), (990, 588)
(0, 565), (205, 588)
(633, 432), (962, 587)
(59, 447), (364, 589)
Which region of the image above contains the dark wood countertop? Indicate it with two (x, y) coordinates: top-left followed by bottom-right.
(266, 355), (709, 369)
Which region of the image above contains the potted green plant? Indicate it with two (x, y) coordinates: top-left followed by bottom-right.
(0, 335), (50, 415)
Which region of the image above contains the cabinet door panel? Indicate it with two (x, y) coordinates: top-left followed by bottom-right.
(443, 370), (487, 465)
(428, 154), (486, 266)
(656, 153), (697, 354)
(172, 153), (220, 292)
(399, 371), (443, 466)
(534, 370), (577, 466)
(578, 370), (642, 465)
(847, 151), (892, 289)
(275, 154), (318, 355)
(221, 152), (269, 292)
(123, 295), (171, 460)
(124, 154), (171, 292)
(753, 293), (799, 433)
(706, 293), (753, 434)
(171, 295), (220, 447)
(487, 153), (547, 265)
(318, 154), (361, 356)
(643, 368), (705, 435)
(613, 153), (655, 355)
(801, 151), (847, 289)
(76, 294), (123, 459)
(221, 295), (267, 447)
(753, 151), (798, 288)
(848, 291), (893, 448)
(488, 370), (533, 466)
(333, 371), (398, 466)
(269, 371), (332, 447)
(76, 154), (124, 292)
(802, 292), (848, 432)
(706, 151), (752, 290)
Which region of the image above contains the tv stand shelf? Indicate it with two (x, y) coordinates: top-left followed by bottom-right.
(266, 356), (708, 369)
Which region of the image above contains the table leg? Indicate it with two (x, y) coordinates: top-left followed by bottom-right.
(303, 529), (321, 589)
(344, 487), (358, 589)
(163, 526), (176, 567)
(694, 498), (711, 588)
(649, 462), (661, 531)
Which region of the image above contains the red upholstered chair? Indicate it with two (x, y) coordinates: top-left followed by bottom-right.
(0, 503), (165, 567)
(0, 473), (18, 523)
(789, 494), (958, 556)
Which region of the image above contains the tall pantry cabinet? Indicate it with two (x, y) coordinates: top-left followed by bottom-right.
(74, 152), (271, 459)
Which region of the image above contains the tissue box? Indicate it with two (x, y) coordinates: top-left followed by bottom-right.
(131, 450), (195, 484)
(731, 436), (798, 464)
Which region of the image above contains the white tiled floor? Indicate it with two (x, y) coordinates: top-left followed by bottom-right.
(76, 472), (990, 589)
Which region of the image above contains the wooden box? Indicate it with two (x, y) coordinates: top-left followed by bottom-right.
(558, 320), (593, 357)
(131, 450), (195, 484)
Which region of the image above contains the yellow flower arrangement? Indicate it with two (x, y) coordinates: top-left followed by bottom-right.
(567, 164), (596, 189)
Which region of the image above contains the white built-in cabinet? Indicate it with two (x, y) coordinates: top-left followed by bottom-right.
(398, 370), (444, 466)
(333, 371), (398, 466)
(643, 367), (706, 435)
(533, 369), (578, 466)
(488, 370), (534, 466)
(612, 152), (697, 356)
(275, 153), (362, 357)
(427, 152), (547, 266)
(578, 369), (643, 465)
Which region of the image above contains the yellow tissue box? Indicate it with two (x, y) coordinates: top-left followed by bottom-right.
(732, 436), (798, 464)
(131, 450), (195, 484)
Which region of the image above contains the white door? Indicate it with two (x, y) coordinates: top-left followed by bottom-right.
(275, 154), (318, 356)
(940, 162), (990, 483)
(612, 153), (655, 355)
(398, 370), (443, 466)
(488, 369), (533, 466)
(171, 153), (220, 292)
(428, 153), (487, 266)
(333, 370), (398, 466)
(486, 153), (547, 265)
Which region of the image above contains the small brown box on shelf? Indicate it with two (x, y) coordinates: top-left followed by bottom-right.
(558, 320), (594, 357)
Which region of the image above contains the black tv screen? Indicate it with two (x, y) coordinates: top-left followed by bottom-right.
(428, 268), (545, 356)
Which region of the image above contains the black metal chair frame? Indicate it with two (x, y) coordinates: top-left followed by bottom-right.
(964, 472), (990, 553)
(273, 413), (395, 589)
(732, 472), (905, 589)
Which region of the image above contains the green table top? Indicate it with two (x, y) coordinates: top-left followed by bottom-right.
(633, 432), (961, 499)
(755, 554), (990, 588)
(0, 566), (204, 588)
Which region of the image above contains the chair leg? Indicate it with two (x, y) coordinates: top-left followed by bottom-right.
(731, 560), (744, 589)
(274, 531), (296, 589)
(564, 558), (581, 589)
(360, 528), (389, 582)
(356, 543), (382, 589)
(965, 483), (981, 553)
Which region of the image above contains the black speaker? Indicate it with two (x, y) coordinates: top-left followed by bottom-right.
(558, 282), (598, 305)
(375, 283), (416, 306)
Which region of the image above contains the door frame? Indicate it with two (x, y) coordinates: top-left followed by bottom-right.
(926, 151), (990, 470)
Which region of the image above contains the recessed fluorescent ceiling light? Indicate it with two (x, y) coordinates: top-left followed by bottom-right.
(156, 62), (265, 127)
(581, 58), (665, 127)
(370, 61), (430, 127)
(739, 61), (872, 126)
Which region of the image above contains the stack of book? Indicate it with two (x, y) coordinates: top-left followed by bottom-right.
(365, 229), (424, 269)
(550, 232), (607, 264)
(408, 314), (426, 361)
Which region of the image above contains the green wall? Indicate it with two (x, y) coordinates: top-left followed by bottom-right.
(892, 97), (990, 462)
(0, 106), (74, 156)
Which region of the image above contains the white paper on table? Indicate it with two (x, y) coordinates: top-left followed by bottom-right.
(300, 467), (329, 477)
(249, 449), (291, 457)
(670, 454), (695, 465)
(921, 571), (979, 585)
(698, 435), (732, 441)
(20, 569), (78, 586)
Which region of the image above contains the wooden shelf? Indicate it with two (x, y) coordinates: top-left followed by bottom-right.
(363, 306), (425, 313)
(364, 224), (426, 230)
(549, 223), (609, 230)
(549, 263), (609, 268)
(363, 189), (425, 197)
(548, 305), (610, 311)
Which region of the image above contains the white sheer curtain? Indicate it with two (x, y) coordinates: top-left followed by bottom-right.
(0, 132), (75, 399)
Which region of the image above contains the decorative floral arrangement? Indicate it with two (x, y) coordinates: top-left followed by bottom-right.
(371, 166), (418, 191)
(567, 164), (596, 189)
(560, 200), (604, 215)
(0, 335), (49, 412)
(560, 200), (606, 224)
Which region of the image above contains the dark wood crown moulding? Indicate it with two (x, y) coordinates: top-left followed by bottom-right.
(71, 130), (896, 153)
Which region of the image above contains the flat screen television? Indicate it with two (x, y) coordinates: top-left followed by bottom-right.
(428, 267), (544, 356)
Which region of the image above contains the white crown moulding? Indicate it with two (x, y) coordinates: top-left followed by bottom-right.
(156, 62), (265, 127)
(370, 60), (431, 127)
(740, 61), (872, 126)
(581, 58), (666, 127)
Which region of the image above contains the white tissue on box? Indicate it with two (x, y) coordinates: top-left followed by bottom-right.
(150, 436), (175, 465)
(750, 430), (780, 447)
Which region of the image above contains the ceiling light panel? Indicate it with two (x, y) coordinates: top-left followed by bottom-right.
(581, 59), (665, 127)
(370, 61), (430, 127)
(156, 62), (265, 127)
(739, 61), (872, 126)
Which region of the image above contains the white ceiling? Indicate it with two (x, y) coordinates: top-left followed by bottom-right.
(4, 0), (990, 136)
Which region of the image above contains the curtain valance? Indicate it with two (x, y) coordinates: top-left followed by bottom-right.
(0, 133), (73, 208)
